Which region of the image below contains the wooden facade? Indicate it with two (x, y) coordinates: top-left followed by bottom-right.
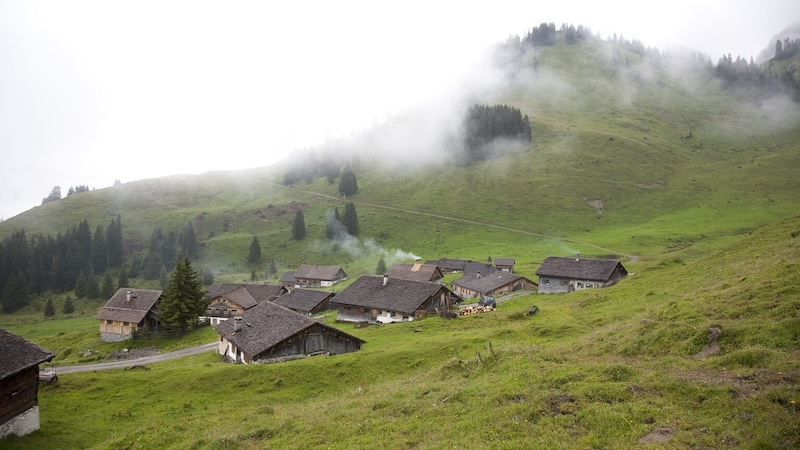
(215, 301), (364, 364)
(451, 272), (537, 299)
(535, 256), (628, 294)
(0, 329), (55, 438)
(96, 288), (162, 342)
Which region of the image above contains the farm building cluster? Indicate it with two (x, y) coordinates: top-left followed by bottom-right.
(93, 254), (627, 365)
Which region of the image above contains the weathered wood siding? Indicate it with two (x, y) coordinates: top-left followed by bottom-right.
(253, 324), (362, 362)
(0, 366), (39, 426)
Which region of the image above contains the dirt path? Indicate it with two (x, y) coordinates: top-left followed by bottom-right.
(43, 342), (217, 374)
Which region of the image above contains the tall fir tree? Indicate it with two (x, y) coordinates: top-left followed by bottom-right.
(375, 258), (386, 275)
(179, 222), (198, 260)
(342, 202), (360, 236)
(101, 271), (116, 298)
(338, 165), (359, 197)
(292, 210), (307, 240)
(91, 224), (108, 274)
(246, 236), (263, 266)
(62, 295), (75, 315)
(44, 298), (55, 317)
(159, 257), (207, 331)
(106, 214), (124, 268)
(117, 264), (129, 288)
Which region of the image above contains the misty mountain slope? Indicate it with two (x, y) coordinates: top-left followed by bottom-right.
(1, 35), (799, 276)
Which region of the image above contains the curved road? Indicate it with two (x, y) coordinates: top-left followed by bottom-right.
(44, 342), (218, 374)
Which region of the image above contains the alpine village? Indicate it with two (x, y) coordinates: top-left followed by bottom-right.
(2, 20), (800, 449)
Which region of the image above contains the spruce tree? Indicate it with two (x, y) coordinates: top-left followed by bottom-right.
(44, 298), (55, 317)
(338, 165), (359, 197)
(117, 265), (129, 288)
(101, 271), (115, 298)
(342, 202), (360, 236)
(292, 210), (307, 240)
(179, 222), (198, 260)
(159, 257), (207, 331)
(246, 236), (263, 266)
(91, 224), (107, 274)
(106, 215), (124, 268)
(86, 270), (100, 299)
(62, 295), (75, 315)
(375, 258), (386, 275)
(74, 270), (88, 298)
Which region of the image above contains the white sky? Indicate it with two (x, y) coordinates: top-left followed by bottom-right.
(1, 0), (797, 220)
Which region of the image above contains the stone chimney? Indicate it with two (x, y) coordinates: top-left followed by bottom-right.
(126, 290), (132, 302)
(383, 274), (388, 286)
(233, 316), (243, 332)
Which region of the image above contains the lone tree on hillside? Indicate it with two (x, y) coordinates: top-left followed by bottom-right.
(342, 202), (360, 236)
(247, 236), (263, 266)
(292, 210), (306, 240)
(159, 257), (207, 332)
(338, 165), (358, 197)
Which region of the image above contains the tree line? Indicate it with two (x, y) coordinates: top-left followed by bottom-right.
(0, 215), (204, 313)
(463, 104), (532, 164)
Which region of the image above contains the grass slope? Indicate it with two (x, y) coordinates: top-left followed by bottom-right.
(2, 212), (798, 449)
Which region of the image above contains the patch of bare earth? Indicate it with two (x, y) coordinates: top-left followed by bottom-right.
(638, 427), (673, 444)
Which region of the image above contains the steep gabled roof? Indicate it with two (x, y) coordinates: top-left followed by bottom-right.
(95, 288), (162, 323)
(535, 256), (627, 281)
(272, 289), (333, 313)
(207, 283), (284, 305)
(331, 276), (448, 314)
(464, 262), (495, 277)
(452, 272), (531, 294)
(280, 271), (297, 283)
(426, 258), (470, 272)
(387, 263), (443, 282)
(494, 258), (515, 267)
(294, 264), (345, 281)
(214, 301), (364, 358)
(0, 328), (55, 379)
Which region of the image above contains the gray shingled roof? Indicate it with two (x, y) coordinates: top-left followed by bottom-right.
(387, 263), (443, 282)
(426, 258), (470, 272)
(95, 288), (162, 323)
(294, 264), (345, 281)
(272, 289), (332, 313)
(494, 258), (515, 267)
(331, 275), (449, 314)
(207, 283), (284, 302)
(0, 328), (55, 379)
(211, 286), (258, 309)
(214, 301), (364, 358)
(452, 272), (531, 294)
(464, 262), (495, 277)
(280, 271), (297, 283)
(535, 256), (627, 281)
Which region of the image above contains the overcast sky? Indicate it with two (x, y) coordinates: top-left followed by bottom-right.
(1, 0), (797, 220)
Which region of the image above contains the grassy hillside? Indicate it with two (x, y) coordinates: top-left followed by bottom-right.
(2, 211), (798, 449)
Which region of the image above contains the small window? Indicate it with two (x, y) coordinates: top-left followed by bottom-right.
(543, 279), (550, 285)
(107, 320), (113, 325)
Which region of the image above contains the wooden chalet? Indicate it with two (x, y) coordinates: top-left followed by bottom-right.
(272, 288), (333, 316)
(0, 329), (55, 438)
(451, 272), (537, 299)
(96, 288), (162, 342)
(214, 301), (365, 364)
(426, 257), (470, 273)
(330, 275), (458, 324)
(464, 261), (496, 277)
(291, 264), (347, 287)
(203, 283), (285, 325)
(535, 255), (628, 293)
(279, 270), (297, 288)
(387, 259), (444, 282)
(494, 258), (516, 273)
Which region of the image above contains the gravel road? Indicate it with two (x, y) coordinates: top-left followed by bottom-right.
(43, 342), (218, 374)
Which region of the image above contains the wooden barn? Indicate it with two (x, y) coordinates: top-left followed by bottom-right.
(96, 288), (162, 342)
(203, 283), (286, 325)
(535, 255), (628, 294)
(387, 259), (444, 282)
(291, 264), (347, 287)
(451, 272), (537, 299)
(0, 328), (55, 438)
(330, 275), (458, 323)
(214, 301), (365, 364)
